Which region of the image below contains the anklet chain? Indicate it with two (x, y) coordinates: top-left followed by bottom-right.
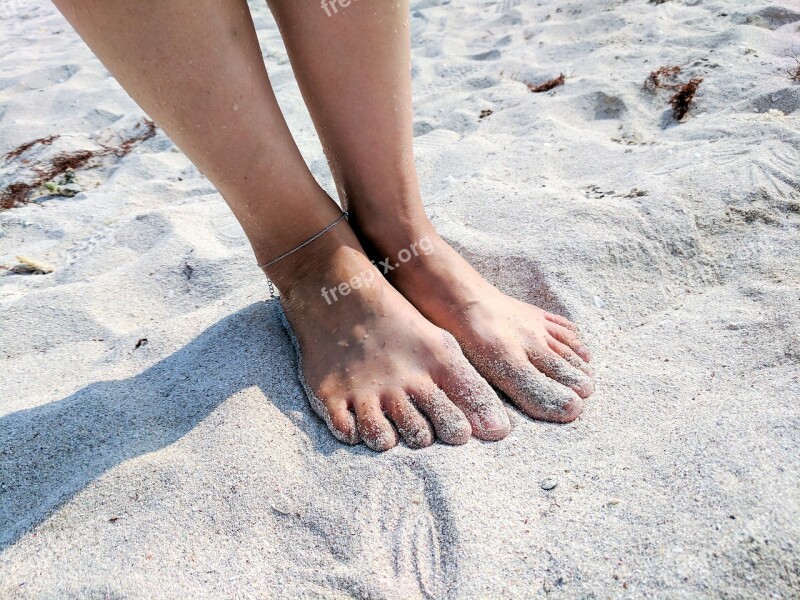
(258, 211), (348, 298)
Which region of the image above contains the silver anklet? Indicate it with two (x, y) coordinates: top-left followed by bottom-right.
(258, 211), (348, 298)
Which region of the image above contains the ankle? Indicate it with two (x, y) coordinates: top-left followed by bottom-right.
(265, 224), (380, 312)
(349, 205), (438, 258)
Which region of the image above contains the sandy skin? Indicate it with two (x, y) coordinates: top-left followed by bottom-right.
(275, 225), (513, 451)
(366, 227), (595, 423)
(274, 220), (594, 451)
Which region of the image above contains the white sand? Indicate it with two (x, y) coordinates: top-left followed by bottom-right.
(1, 0), (799, 597)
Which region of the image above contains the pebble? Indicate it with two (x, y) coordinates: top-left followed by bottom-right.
(541, 478), (558, 491)
(59, 183), (83, 197)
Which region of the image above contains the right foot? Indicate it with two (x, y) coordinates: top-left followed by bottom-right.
(270, 226), (511, 451)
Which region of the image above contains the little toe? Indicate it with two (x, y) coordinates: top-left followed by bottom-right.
(529, 350), (594, 399)
(323, 397), (360, 445)
(381, 388), (434, 449)
(490, 360), (583, 423)
(437, 355), (511, 441)
(351, 392), (399, 452)
(545, 322), (592, 362)
(410, 383), (472, 445)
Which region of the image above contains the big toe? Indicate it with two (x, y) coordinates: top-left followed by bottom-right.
(432, 333), (511, 441)
(483, 357), (583, 423)
(410, 383), (473, 445)
(438, 358), (511, 441)
(530, 352), (594, 399)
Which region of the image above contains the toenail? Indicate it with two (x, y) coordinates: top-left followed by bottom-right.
(478, 409), (508, 433)
(558, 398), (583, 422)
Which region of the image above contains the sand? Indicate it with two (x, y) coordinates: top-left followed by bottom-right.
(1, 0), (799, 597)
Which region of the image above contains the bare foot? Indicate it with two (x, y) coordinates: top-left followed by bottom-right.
(353, 223), (594, 424)
(271, 227), (511, 451)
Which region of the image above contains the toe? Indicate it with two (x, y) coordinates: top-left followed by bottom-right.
(410, 383), (472, 445)
(323, 397), (360, 445)
(547, 337), (593, 376)
(381, 388), (434, 449)
(350, 392), (399, 452)
(544, 311), (578, 332)
(545, 321), (592, 362)
(486, 358), (583, 423)
(529, 349), (594, 399)
(436, 353), (511, 441)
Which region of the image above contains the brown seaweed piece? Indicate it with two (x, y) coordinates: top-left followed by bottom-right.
(670, 78), (703, 120)
(1, 119), (157, 210)
(5, 135), (60, 160)
(787, 50), (800, 82)
(644, 65), (682, 92)
(528, 74), (565, 93)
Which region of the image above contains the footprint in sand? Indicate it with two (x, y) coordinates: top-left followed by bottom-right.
(9, 64), (80, 91)
(583, 91), (628, 121)
(751, 87), (800, 116)
(369, 465), (452, 599)
(732, 6), (800, 30)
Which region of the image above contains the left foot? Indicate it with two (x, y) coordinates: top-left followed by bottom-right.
(353, 220), (594, 423)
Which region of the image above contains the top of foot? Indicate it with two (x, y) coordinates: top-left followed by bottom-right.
(273, 228), (511, 451)
(353, 223), (595, 424)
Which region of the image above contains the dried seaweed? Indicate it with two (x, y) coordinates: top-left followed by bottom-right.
(643, 65), (682, 92)
(528, 74), (565, 93)
(115, 119), (157, 157)
(787, 49), (800, 82)
(1, 183), (36, 210)
(1, 119), (157, 211)
(38, 149), (97, 178)
(670, 78), (703, 120)
(4, 135), (60, 160)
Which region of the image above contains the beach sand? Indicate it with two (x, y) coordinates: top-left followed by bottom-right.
(1, 0), (799, 597)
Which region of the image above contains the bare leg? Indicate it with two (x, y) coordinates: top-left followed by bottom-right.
(268, 0), (594, 422)
(53, 0), (511, 450)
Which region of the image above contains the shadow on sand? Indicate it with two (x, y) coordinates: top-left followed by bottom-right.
(0, 248), (574, 551)
(0, 300), (359, 551)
